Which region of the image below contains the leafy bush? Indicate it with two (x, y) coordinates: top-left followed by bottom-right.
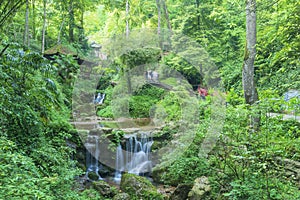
(0, 136), (85, 199)
(97, 105), (114, 118)
(0, 46), (100, 199)
(224, 175), (300, 200)
(157, 91), (181, 121)
(97, 85), (114, 118)
(129, 84), (165, 118)
(160, 156), (209, 186)
(208, 101), (300, 199)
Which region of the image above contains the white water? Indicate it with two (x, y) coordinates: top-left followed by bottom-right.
(85, 135), (102, 180)
(114, 133), (153, 182)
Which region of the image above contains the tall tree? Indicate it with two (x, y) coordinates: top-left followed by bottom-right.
(156, 0), (161, 36)
(125, 0), (132, 94)
(31, 0), (36, 40)
(68, 0), (75, 43)
(23, 0), (29, 47)
(57, 1), (66, 44)
(242, 0), (258, 105)
(125, 0), (130, 37)
(243, 0), (260, 132)
(41, 0), (47, 53)
(161, 0), (172, 33)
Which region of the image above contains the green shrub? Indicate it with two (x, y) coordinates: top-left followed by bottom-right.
(0, 136), (84, 199)
(160, 156), (209, 186)
(224, 175), (300, 200)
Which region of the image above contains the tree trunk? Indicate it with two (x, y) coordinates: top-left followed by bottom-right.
(32, 0), (36, 40)
(242, 0), (258, 105)
(23, 0), (29, 47)
(78, 7), (85, 47)
(156, 0), (161, 36)
(41, 0), (46, 54)
(68, 0), (74, 43)
(243, 0), (260, 131)
(156, 0), (164, 50)
(57, 18), (65, 44)
(125, 0), (131, 94)
(125, 0), (130, 37)
(161, 0), (172, 33)
(57, 2), (66, 44)
(195, 0), (200, 30)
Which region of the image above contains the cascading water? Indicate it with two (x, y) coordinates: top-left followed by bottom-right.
(114, 133), (153, 182)
(114, 144), (124, 182)
(85, 135), (102, 180)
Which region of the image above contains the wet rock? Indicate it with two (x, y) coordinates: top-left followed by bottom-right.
(88, 172), (100, 181)
(90, 127), (113, 135)
(187, 176), (211, 200)
(170, 183), (193, 200)
(92, 180), (117, 198)
(120, 173), (164, 199)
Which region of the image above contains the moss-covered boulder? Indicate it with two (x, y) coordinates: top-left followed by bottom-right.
(152, 165), (165, 184)
(88, 172), (100, 181)
(113, 192), (131, 200)
(187, 176), (211, 200)
(170, 183), (193, 200)
(120, 173), (164, 199)
(92, 180), (117, 198)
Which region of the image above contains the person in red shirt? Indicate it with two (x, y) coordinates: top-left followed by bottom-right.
(197, 86), (208, 100)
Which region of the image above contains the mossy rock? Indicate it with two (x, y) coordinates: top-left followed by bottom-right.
(151, 140), (165, 151)
(113, 192), (131, 200)
(120, 173), (164, 200)
(187, 176), (211, 200)
(92, 180), (118, 198)
(170, 183), (193, 200)
(151, 165), (166, 184)
(88, 172), (100, 181)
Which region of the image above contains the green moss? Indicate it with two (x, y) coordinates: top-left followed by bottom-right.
(120, 173), (164, 200)
(92, 180), (118, 198)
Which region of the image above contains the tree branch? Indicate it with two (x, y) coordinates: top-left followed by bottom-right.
(0, 0), (25, 28)
(0, 44), (9, 57)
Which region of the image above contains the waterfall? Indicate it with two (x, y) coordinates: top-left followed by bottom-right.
(93, 93), (106, 105)
(114, 133), (153, 182)
(114, 144), (124, 182)
(85, 135), (102, 180)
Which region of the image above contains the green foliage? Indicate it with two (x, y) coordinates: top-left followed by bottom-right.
(226, 88), (245, 106)
(97, 105), (114, 118)
(120, 47), (161, 68)
(256, 0), (300, 92)
(50, 54), (80, 107)
(120, 173), (164, 200)
(160, 156), (209, 186)
(0, 46), (96, 199)
(0, 136), (86, 199)
(107, 129), (125, 145)
(129, 84), (165, 118)
(224, 176), (300, 200)
(208, 100), (300, 199)
(1, 0), (299, 199)
(97, 85), (114, 118)
(156, 91), (181, 121)
(162, 53), (202, 88)
(0, 47), (61, 151)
